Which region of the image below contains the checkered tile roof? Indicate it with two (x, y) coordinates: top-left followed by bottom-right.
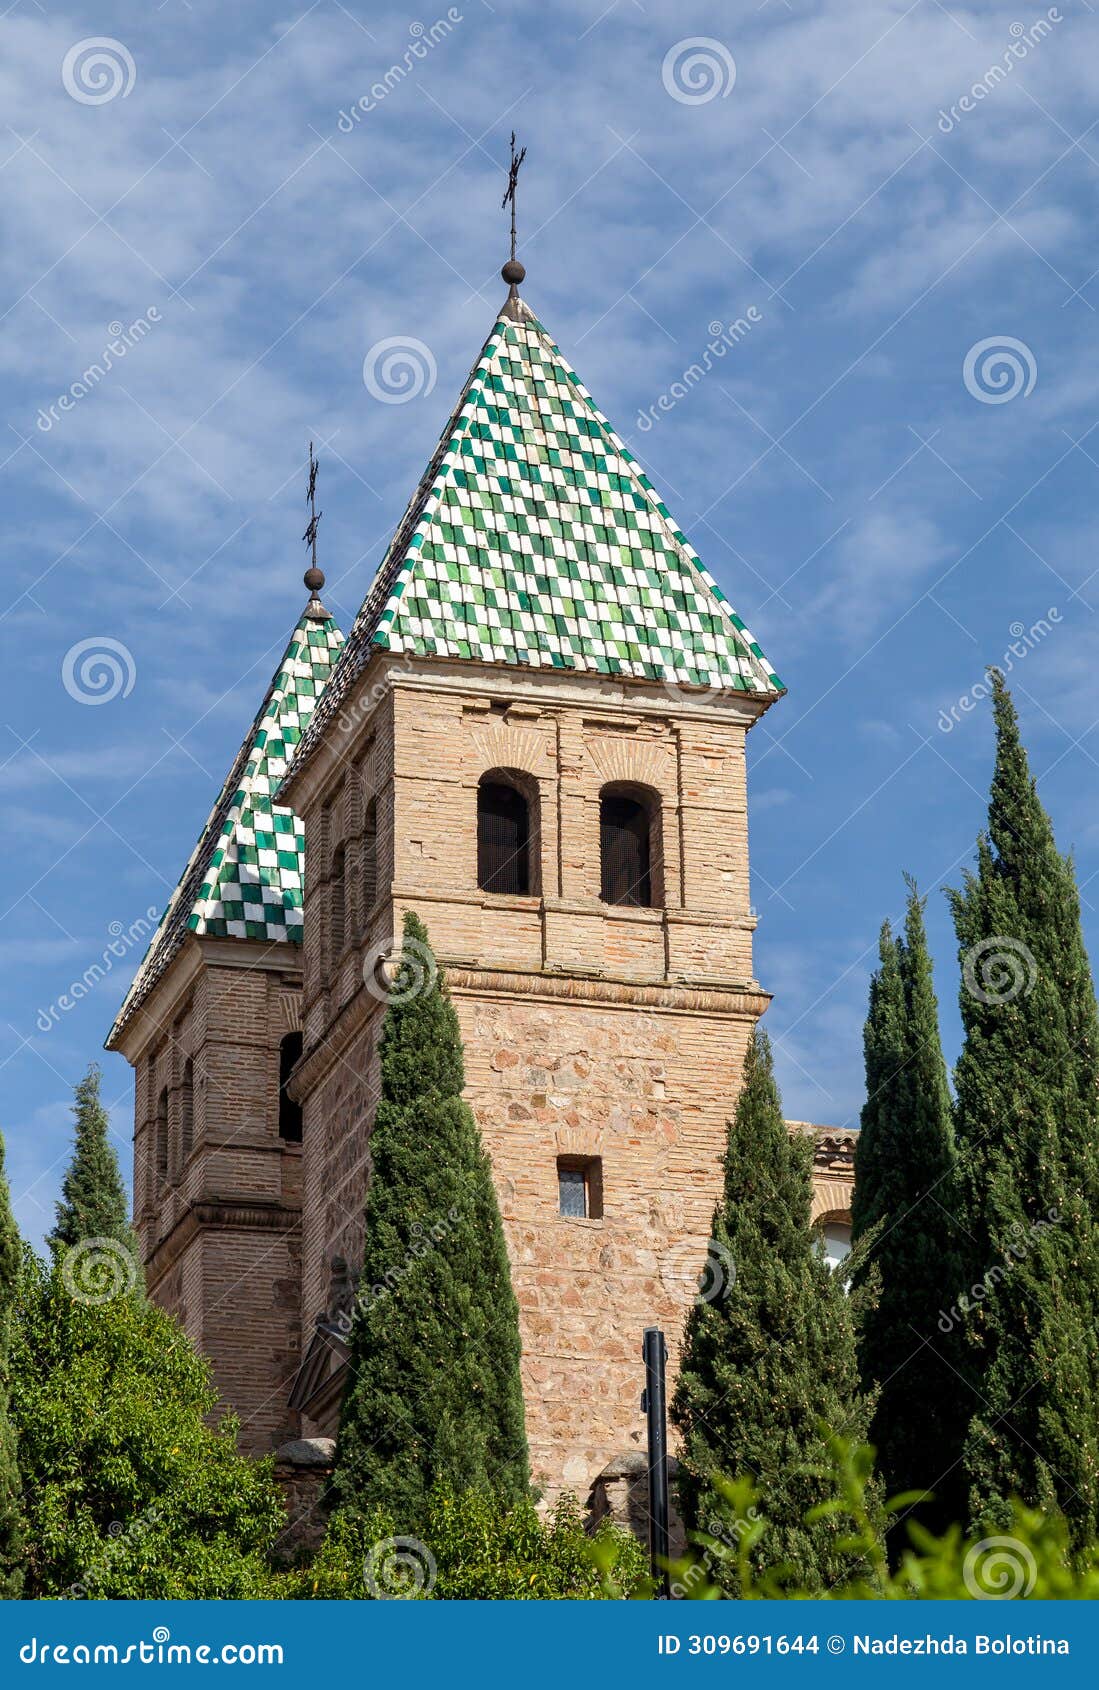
(292, 297), (782, 777)
(107, 608), (344, 1043)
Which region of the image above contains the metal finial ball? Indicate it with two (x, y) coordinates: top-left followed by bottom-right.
(502, 258), (525, 286)
(304, 566), (326, 592)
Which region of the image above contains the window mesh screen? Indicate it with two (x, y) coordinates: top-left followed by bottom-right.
(600, 794), (652, 907)
(478, 782), (530, 895)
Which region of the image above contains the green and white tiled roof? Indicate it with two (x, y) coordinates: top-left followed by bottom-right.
(294, 295), (782, 772)
(108, 608), (344, 1043)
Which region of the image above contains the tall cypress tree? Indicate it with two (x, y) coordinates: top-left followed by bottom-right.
(949, 672), (1099, 1545)
(851, 885), (965, 1535)
(49, 1064), (137, 1261)
(672, 1027), (870, 1589)
(332, 912), (529, 1529)
(0, 1132), (24, 1597)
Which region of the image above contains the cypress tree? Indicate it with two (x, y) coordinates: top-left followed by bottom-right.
(49, 1064), (137, 1262)
(672, 1027), (870, 1589)
(851, 885), (965, 1536)
(332, 912), (529, 1529)
(948, 672), (1099, 1546)
(0, 1133), (24, 1597)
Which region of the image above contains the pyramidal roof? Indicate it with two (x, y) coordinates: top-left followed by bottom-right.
(293, 295), (782, 774)
(108, 606), (344, 1043)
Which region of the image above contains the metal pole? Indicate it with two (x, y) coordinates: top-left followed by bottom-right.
(641, 1326), (671, 1597)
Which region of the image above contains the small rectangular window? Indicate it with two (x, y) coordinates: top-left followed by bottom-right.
(557, 1155), (603, 1220)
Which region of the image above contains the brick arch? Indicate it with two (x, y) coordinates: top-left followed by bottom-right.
(810, 1182), (852, 1224)
(277, 993), (303, 1035)
(467, 721), (553, 779)
(586, 736), (672, 792)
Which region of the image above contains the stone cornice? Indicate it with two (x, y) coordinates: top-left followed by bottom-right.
(294, 960), (771, 1096)
(146, 1197), (301, 1283)
(446, 965), (771, 1017)
(108, 933), (302, 1063)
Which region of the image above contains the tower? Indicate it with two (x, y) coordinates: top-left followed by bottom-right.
(106, 564), (343, 1451)
(281, 273), (784, 1499)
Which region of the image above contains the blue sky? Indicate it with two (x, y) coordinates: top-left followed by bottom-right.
(4, 0), (1099, 1249)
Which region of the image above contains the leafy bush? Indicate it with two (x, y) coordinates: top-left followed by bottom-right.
(666, 1436), (1099, 1600)
(281, 1489), (648, 1600)
(11, 1252), (285, 1598)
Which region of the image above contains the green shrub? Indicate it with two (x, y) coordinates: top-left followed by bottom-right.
(281, 1489), (648, 1600)
(669, 1436), (1099, 1600)
(11, 1252), (284, 1598)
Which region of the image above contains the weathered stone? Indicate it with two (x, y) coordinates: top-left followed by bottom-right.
(276, 1437), (337, 1468)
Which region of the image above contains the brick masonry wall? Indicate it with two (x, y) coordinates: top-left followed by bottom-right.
(118, 945), (306, 1452)
(294, 663), (777, 1500)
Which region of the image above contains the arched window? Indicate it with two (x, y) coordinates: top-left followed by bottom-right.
(821, 1219), (852, 1271)
(155, 1087), (168, 1189)
(330, 844), (346, 961)
(600, 786), (658, 908)
(363, 799), (378, 916)
(278, 1032), (303, 1143)
(478, 776), (531, 896)
(180, 1059), (194, 1166)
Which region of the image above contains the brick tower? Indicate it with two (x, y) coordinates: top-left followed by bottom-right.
(280, 279), (785, 1500)
(106, 578), (343, 1452)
